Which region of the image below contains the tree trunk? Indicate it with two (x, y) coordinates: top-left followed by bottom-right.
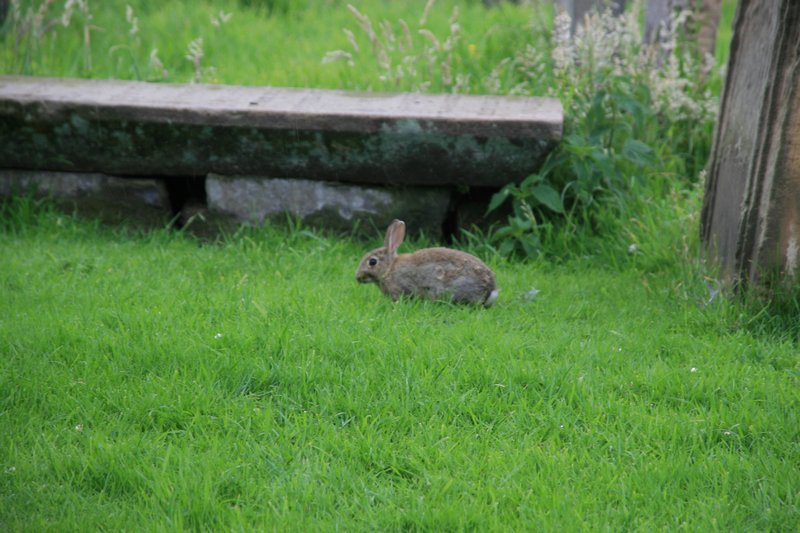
(701, 1), (800, 283)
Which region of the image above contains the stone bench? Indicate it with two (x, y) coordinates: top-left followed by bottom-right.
(0, 76), (562, 235)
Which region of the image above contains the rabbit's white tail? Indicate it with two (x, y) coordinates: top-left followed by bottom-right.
(485, 289), (499, 307)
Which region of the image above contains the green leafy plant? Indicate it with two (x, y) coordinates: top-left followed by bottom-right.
(486, 2), (719, 258)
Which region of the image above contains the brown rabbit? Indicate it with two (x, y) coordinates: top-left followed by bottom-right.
(356, 219), (498, 306)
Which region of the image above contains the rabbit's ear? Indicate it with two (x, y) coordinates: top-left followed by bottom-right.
(385, 219), (406, 253)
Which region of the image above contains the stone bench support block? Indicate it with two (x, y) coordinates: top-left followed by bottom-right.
(0, 169), (170, 227)
(206, 174), (451, 237)
(0, 76), (563, 188)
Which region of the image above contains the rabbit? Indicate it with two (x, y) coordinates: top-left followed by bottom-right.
(356, 219), (499, 306)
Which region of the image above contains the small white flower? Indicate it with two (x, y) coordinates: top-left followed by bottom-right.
(214, 333), (223, 339)
(211, 10), (233, 27)
(186, 38), (204, 63)
(723, 430), (732, 436)
(322, 50), (354, 66)
(628, 243), (639, 254)
(74, 424), (84, 432)
(149, 48), (169, 79)
(62, 0), (77, 27)
(524, 288), (541, 302)
(690, 367), (698, 373)
(126, 4), (139, 37)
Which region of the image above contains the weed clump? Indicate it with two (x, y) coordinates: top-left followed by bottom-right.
(488, 3), (719, 260)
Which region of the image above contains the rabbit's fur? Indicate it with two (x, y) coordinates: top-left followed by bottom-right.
(356, 220), (498, 306)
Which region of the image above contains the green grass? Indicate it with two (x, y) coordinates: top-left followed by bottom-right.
(3, 0), (798, 530)
(0, 0), (541, 90)
(0, 0), (739, 90)
(0, 0), (740, 97)
(715, 0), (738, 65)
(1, 199), (798, 531)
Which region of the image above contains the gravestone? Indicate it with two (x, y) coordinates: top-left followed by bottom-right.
(701, 0), (800, 283)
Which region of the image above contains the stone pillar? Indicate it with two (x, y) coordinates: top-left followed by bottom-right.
(701, 1), (800, 283)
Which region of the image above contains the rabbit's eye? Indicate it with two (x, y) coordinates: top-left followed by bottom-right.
(368, 257), (378, 267)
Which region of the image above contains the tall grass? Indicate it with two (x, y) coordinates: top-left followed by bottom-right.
(0, 0), (537, 87)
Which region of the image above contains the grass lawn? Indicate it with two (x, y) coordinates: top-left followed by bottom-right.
(2, 0), (799, 530)
(1, 200), (798, 531)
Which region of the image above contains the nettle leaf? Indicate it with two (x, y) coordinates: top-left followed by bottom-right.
(521, 234), (541, 257)
(622, 139), (654, 167)
(493, 226), (513, 239)
(487, 186), (512, 213)
(509, 215), (533, 233)
(616, 94), (643, 115)
(564, 134), (592, 156)
(531, 183), (565, 214)
(519, 172), (543, 195)
(537, 153), (560, 178)
(498, 239), (516, 257)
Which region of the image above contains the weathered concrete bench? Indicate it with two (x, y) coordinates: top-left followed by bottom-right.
(0, 76), (562, 235)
